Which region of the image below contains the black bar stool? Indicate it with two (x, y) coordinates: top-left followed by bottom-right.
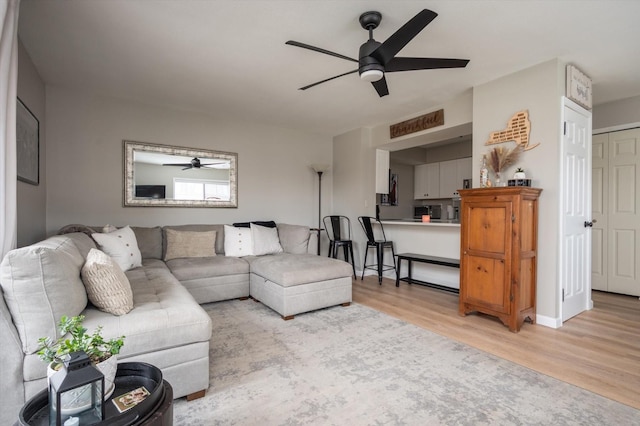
(323, 215), (356, 278)
(358, 216), (397, 284)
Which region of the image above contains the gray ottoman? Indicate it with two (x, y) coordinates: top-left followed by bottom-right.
(248, 253), (353, 319)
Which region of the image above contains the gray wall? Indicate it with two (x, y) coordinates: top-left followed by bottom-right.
(17, 39), (46, 247)
(334, 59), (566, 326)
(593, 95), (640, 131)
(473, 58), (564, 322)
(44, 87), (333, 235)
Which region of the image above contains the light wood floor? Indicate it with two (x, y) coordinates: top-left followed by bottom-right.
(353, 276), (640, 410)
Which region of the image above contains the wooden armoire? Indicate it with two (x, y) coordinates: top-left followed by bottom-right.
(458, 187), (542, 332)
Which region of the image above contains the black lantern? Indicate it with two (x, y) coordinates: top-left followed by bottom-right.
(48, 351), (105, 426)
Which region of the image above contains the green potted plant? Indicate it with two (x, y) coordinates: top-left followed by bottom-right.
(38, 315), (125, 399)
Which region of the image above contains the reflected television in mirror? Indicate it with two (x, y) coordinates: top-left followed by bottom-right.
(124, 140), (238, 207)
(135, 185), (166, 199)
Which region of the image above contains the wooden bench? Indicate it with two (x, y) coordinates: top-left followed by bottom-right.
(395, 253), (460, 293)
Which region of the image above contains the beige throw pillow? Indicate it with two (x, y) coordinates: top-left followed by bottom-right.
(81, 248), (134, 316)
(164, 229), (217, 261)
(92, 225), (142, 271)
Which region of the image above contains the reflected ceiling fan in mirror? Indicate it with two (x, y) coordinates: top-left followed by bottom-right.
(286, 9), (470, 97)
(162, 157), (228, 170)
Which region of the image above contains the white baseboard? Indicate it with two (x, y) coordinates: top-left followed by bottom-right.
(536, 314), (562, 329)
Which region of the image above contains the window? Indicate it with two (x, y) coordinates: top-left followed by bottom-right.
(174, 178), (230, 201)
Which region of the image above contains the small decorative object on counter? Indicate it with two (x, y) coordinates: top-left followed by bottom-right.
(508, 178), (532, 187)
(480, 155), (489, 188)
(421, 215), (431, 223)
(49, 351), (105, 426)
(513, 168), (526, 179)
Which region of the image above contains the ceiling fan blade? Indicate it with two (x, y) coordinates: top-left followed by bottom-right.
(385, 57), (469, 72)
(371, 9), (438, 65)
(286, 40), (358, 63)
(163, 163), (192, 167)
(299, 69), (358, 90)
(371, 76), (389, 97)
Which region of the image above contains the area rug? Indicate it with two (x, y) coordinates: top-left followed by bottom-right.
(173, 300), (639, 425)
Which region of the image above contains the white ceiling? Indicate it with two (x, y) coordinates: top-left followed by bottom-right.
(17, 0), (640, 137)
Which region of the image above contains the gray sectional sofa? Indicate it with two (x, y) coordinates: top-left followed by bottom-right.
(0, 223), (353, 425)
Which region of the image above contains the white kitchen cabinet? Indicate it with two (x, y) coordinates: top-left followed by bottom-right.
(414, 163), (440, 199)
(440, 157), (472, 197)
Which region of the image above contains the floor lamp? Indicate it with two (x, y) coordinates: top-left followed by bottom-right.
(311, 164), (330, 255)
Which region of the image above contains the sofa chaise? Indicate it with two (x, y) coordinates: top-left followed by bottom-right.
(0, 222), (353, 425)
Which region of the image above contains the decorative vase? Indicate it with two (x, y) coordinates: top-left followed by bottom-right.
(494, 171), (506, 187)
(47, 355), (118, 401)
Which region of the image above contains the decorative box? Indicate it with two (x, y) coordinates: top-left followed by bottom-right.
(508, 179), (532, 187)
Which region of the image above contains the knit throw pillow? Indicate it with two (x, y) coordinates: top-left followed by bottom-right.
(81, 248), (134, 316)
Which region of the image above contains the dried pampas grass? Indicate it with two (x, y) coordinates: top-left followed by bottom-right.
(487, 144), (522, 174)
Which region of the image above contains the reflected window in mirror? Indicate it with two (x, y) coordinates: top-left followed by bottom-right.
(124, 140), (238, 207)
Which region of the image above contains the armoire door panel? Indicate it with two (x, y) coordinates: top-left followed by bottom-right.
(462, 255), (508, 312)
(467, 204), (508, 254)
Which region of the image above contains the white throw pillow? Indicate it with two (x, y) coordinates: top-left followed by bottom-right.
(81, 248), (134, 316)
(224, 225), (254, 257)
(164, 229), (217, 261)
(251, 223), (283, 256)
(92, 225), (142, 271)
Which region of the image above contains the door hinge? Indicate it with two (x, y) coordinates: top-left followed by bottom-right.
(563, 121), (567, 135)
(562, 289), (565, 302)
(512, 214), (516, 222)
(510, 293), (514, 302)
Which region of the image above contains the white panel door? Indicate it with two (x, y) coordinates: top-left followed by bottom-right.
(561, 101), (592, 322)
(608, 128), (640, 296)
(591, 133), (608, 291)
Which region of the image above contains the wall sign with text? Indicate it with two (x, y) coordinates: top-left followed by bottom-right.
(566, 65), (592, 110)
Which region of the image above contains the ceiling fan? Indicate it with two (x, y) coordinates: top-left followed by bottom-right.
(163, 157), (227, 171)
(286, 9), (469, 97)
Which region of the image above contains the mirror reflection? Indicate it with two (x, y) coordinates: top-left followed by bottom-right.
(124, 140), (238, 207)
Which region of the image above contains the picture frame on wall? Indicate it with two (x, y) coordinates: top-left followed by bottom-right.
(389, 173), (398, 206)
(16, 98), (39, 185)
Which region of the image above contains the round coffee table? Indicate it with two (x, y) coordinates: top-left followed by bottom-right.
(18, 362), (173, 426)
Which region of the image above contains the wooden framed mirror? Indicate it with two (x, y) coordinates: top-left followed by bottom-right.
(123, 140), (238, 207)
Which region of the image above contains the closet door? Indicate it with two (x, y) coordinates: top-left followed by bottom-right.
(608, 128), (640, 296)
(591, 133), (608, 291)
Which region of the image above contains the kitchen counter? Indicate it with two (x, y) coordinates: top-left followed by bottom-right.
(381, 218), (460, 227)
(377, 220), (461, 289)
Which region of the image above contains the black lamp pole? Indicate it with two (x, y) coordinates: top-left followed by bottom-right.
(316, 170), (323, 255)
(311, 164), (329, 255)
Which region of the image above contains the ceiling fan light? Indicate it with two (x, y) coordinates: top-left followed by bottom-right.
(360, 69), (384, 82)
